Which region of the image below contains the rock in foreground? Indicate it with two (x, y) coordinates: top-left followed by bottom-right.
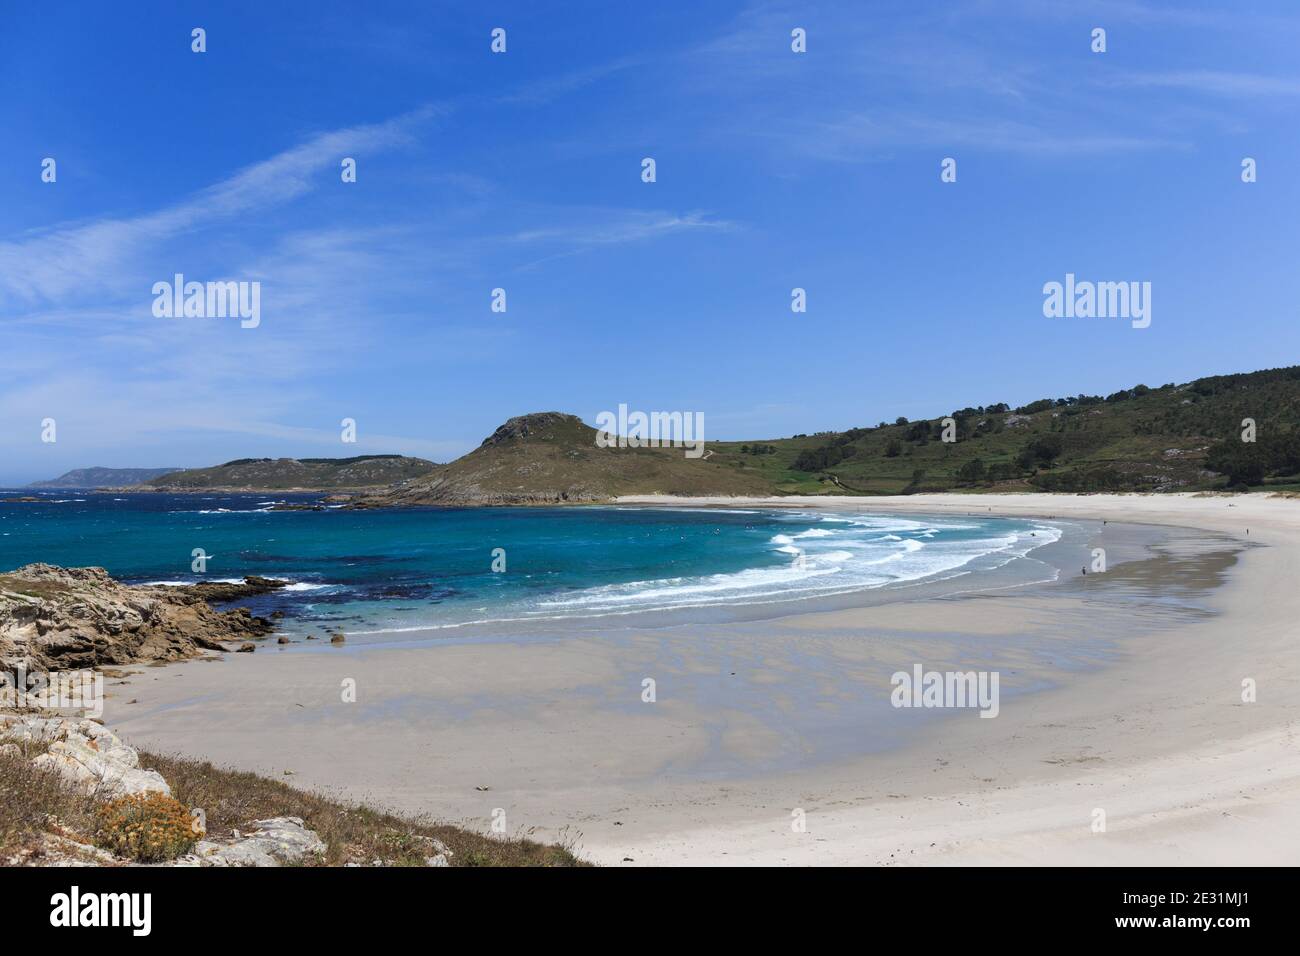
(0, 564), (278, 671)
(2, 713), (170, 800)
(187, 817), (326, 867)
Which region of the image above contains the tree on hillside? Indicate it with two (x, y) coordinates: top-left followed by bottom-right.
(1016, 435), (1064, 471)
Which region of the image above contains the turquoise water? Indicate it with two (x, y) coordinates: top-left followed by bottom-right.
(0, 491), (1062, 635)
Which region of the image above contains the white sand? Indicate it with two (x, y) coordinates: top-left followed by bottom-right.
(603, 493), (1300, 865)
(104, 493), (1300, 865)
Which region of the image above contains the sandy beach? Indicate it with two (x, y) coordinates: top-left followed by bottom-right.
(100, 494), (1300, 866)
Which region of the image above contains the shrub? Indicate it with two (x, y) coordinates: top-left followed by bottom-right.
(1016, 434), (1064, 470)
(95, 792), (199, 862)
(1016, 398), (1055, 415)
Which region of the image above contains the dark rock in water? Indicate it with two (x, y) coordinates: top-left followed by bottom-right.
(182, 576), (289, 602)
(372, 583), (437, 600)
(236, 643), (256, 653)
(330, 632), (346, 644)
(277, 636), (290, 644)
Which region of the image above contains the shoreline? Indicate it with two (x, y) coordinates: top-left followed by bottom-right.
(604, 493), (1299, 863)
(89, 493), (1300, 865)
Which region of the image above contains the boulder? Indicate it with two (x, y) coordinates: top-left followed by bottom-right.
(7, 712), (169, 799)
(187, 817), (325, 867)
(32, 737), (170, 799)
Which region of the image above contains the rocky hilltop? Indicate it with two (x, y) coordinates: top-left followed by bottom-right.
(352, 412), (773, 507)
(0, 565), (279, 671)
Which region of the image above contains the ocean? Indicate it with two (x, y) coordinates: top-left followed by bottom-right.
(0, 491), (1064, 639)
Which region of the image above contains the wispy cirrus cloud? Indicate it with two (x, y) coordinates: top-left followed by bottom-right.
(0, 105), (441, 305)
(797, 113), (1184, 161)
(1103, 70), (1300, 97)
(508, 211), (731, 247)
(505, 211), (732, 270)
(668, 0), (1194, 161)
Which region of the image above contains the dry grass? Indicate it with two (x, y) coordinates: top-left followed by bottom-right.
(0, 749), (100, 861)
(0, 574), (72, 601)
(0, 731), (53, 759)
(139, 750), (588, 867)
(0, 745), (588, 866)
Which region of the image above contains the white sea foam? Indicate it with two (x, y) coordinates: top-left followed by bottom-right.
(815, 550), (855, 563)
(528, 514), (1062, 616)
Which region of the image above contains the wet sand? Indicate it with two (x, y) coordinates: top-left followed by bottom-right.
(101, 494), (1300, 865)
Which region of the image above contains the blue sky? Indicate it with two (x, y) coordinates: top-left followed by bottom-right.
(2, 0), (1299, 483)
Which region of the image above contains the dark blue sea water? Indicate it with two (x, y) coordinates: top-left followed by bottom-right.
(0, 491), (1062, 636)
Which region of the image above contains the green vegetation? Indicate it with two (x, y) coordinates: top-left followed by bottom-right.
(139, 454), (439, 491)
(706, 366), (1300, 495)
(360, 412), (774, 505)
(123, 366), (1300, 501)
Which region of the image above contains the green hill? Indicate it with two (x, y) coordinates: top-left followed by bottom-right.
(706, 366), (1300, 496)
(355, 412), (772, 506)
(137, 455), (439, 492)
(355, 368), (1300, 505)
(119, 366), (1300, 503)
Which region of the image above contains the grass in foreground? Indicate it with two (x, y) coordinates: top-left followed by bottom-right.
(0, 745), (587, 866)
(139, 750), (588, 866)
(0, 747), (101, 862)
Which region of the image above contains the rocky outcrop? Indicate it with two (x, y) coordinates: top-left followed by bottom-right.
(479, 412), (578, 448)
(180, 576), (287, 603)
(0, 564), (278, 671)
(1, 713), (170, 800)
(186, 817), (326, 867)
